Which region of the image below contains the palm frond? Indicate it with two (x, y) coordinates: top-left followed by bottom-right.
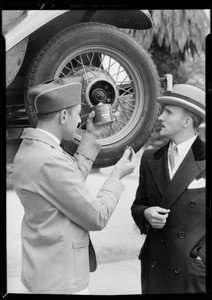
(125, 10), (209, 58)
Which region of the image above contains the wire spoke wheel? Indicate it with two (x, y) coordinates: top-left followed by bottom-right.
(25, 23), (160, 167)
(55, 47), (145, 146)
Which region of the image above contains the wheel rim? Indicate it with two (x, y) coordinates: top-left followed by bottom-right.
(54, 46), (145, 146)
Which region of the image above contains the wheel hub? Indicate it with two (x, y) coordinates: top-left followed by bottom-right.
(85, 78), (118, 107)
(91, 88), (107, 102)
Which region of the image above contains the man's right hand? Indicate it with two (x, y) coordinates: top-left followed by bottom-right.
(110, 147), (136, 180)
(144, 206), (170, 229)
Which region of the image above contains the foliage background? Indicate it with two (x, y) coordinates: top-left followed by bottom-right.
(127, 10), (210, 147)
(125, 9), (210, 88)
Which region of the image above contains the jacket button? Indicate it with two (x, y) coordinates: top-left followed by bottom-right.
(150, 260), (158, 268)
(177, 231), (185, 239)
(189, 201), (196, 208)
(174, 267), (181, 275)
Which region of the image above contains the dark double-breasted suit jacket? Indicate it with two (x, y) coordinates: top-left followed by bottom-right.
(131, 136), (206, 294)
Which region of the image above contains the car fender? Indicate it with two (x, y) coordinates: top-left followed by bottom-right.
(4, 10), (68, 52)
(4, 10), (152, 52)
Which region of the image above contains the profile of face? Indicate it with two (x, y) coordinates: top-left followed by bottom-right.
(158, 105), (188, 140)
(62, 104), (81, 141)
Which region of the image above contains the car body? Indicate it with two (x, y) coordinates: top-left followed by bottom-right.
(3, 10), (161, 167)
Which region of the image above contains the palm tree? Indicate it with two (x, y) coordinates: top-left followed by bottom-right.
(124, 10), (210, 85)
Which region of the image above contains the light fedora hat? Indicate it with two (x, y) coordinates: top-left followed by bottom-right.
(27, 75), (84, 114)
(157, 84), (205, 120)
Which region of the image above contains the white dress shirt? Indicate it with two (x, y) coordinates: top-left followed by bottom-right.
(168, 134), (197, 179)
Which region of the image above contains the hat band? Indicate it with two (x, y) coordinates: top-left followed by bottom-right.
(162, 96), (205, 118)
(163, 92), (205, 111)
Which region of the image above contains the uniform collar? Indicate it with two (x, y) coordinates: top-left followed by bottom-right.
(21, 127), (62, 150)
(36, 128), (60, 145)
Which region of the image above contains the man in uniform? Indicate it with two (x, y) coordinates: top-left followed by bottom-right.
(13, 76), (136, 294)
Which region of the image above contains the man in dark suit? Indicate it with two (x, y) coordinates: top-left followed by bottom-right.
(131, 84), (205, 294)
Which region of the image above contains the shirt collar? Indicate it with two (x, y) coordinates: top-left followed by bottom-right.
(169, 134), (197, 156)
(36, 128), (60, 145)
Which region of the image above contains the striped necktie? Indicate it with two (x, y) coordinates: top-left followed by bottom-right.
(169, 145), (178, 170)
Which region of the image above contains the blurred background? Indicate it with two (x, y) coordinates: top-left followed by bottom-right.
(124, 9), (209, 147)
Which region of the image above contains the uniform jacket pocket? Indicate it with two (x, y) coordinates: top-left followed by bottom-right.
(73, 239), (90, 280)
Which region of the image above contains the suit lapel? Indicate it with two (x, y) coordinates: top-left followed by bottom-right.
(159, 148), (205, 209)
(148, 150), (170, 196)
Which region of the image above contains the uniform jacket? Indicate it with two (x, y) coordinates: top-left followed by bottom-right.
(13, 128), (124, 294)
(131, 136), (206, 294)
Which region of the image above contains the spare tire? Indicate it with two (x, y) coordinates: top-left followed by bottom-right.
(25, 22), (161, 168)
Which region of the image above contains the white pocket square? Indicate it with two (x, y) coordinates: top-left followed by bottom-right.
(188, 178), (205, 189)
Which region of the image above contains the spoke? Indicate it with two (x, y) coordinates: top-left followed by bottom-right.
(76, 127), (82, 135)
(117, 99), (131, 120)
(60, 71), (66, 77)
(64, 65), (72, 71)
(118, 75), (132, 87)
(112, 68), (126, 83)
(93, 53), (110, 79)
(77, 119), (87, 130)
(117, 86), (133, 98)
(80, 112), (90, 118)
(97, 53), (105, 77)
(74, 56), (98, 78)
(119, 96), (135, 107)
(116, 119), (127, 126)
(69, 61), (77, 75)
(122, 106), (134, 112)
(115, 64), (122, 84)
(104, 58), (118, 74)
(99, 131), (107, 139)
(86, 53), (95, 69)
(79, 55), (89, 84)
(118, 98), (135, 113)
(115, 118), (124, 130)
(108, 124), (116, 135)
(107, 57), (112, 74)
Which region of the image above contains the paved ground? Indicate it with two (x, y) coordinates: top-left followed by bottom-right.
(6, 149), (144, 295)
(7, 259), (141, 295)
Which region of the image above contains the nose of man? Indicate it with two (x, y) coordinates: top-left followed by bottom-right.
(158, 110), (165, 120)
(158, 114), (164, 124)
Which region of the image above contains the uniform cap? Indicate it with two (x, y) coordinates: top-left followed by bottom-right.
(27, 76), (84, 114)
(157, 84), (205, 120)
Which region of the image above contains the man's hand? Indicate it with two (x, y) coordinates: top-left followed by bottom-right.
(144, 206), (170, 229)
(110, 147), (136, 180)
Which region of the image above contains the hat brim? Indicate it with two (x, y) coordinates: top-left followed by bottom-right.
(157, 96), (205, 120)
